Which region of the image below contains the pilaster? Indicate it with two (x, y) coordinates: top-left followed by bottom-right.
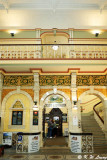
(35, 28), (41, 39)
(0, 73), (3, 116)
(0, 73), (3, 143)
(71, 72), (82, 133)
(103, 99), (107, 131)
(33, 73), (40, 105)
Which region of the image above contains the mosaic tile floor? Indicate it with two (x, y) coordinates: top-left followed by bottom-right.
(0, 148), (107, 160)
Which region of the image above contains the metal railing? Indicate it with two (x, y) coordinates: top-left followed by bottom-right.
(93, 101), (104, 124)
(0, 44), (107, 59)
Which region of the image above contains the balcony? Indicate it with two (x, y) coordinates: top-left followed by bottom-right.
(0, 44), (107, 60)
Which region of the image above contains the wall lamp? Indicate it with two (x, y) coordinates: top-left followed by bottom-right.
(73, 101), (78, 110)
(10, 31), (16, 37)
(92, 30), (101, 37)
(33, 101), (38, 110)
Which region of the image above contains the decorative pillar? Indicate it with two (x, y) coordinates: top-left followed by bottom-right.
(39, 107), (43, 147)
(71, 72), (82, 133)
(103, 99), (107, 139)
(0, 73), (3, 115)
(0, 73), (3, 143)
(35, 28), (41, 39)
(34, 73), (40, 105)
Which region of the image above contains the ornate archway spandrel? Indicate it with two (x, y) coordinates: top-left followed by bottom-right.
(2, 89), (16, 101)
(94, 88), (107, 97)
(39, 89), (53, 100)
(77, 89), (90, 99)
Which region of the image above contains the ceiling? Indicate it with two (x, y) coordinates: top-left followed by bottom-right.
(0, 0), (107, 29)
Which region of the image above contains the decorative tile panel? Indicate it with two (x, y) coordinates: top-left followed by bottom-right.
(77, 75), (106, 86)
(3, 76), (34, 86)
(39, 75), (71, 86)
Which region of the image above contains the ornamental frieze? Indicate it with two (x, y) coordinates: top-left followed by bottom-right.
(77, 75), (107, 86)
(3, 75), (106, 87)
(39, 75), (71, 86)
(3, 75), (34, 86)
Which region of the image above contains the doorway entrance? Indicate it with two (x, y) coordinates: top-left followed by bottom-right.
(40, 91), (70, 147)
(43, 107), (68, 147)
(49, 108), (62, 136)
(43, 108), (63, 138)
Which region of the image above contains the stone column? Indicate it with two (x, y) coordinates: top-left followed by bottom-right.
(103, 99), (107, 139)
(0, 73), (3, 115)
(71, 72), (82, 133)
(39, 107), (43, 147)
(0, 73), (3, 143)
(35, 28), (42, 58)
(34, 73), (40, 105)
(35, 28), (41, 39)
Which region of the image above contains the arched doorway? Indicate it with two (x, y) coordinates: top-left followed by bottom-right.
(39, 90), (71, 147)
(78, 89), (107, 153)
(43, 94), (67, 138)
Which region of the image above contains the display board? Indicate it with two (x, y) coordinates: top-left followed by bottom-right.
(2, 132), (12, 145)
(70, 133), (93, 153)
(71, 135), (81, 153)
(28, 135), (39, 153)
(16, 134), (40, 153)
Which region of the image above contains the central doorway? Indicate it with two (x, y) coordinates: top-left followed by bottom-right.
(41, 92), (70, 147)
(47, 108), (63, 137)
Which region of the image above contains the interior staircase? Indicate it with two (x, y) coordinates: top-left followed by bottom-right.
(81, 114), (107, 153)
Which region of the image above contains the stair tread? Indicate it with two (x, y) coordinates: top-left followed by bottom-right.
(82, 115), (106, 153)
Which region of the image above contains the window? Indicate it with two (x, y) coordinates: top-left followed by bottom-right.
(33, 111), (38, 125)
(12, 111), (23, 125)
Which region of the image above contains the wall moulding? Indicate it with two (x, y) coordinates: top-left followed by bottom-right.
(0, 68), (107, 76)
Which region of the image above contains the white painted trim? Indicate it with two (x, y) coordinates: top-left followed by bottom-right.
(78, 89), (106, 102)
(39, 89), (71, 147)
(40, 90), (71, 109)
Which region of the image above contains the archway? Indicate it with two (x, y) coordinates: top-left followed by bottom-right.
(39, 90), (71, 147)
(78, 89), (107, 153)
(1, 90), (33, 144)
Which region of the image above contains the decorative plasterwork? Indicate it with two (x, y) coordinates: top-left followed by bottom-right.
(77, 75), (107, 86)
(40, 75), (71, 86)
(3, 75), (34, 86)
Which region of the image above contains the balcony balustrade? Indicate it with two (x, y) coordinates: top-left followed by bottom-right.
(0, 44), (107, 60)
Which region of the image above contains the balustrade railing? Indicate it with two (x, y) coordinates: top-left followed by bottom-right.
(0, 44), (107, 59)
(93, 101), (104, 124)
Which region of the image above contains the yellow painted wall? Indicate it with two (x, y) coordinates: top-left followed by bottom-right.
(4, 93), (31, 132)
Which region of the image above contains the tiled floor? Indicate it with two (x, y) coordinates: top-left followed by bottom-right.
(0, 147), (107, 160)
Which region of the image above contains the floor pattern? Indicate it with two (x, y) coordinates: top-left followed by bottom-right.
(0, 148), (107, 160)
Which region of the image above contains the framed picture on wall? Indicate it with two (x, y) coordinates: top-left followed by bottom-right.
(45, 114), (50, 122)
(33, 111), (38, 125)
(62, 114), (67, 123)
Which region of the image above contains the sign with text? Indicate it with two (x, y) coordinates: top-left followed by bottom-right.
(28, 135), (39, 153)
(2, 132), (12, 145)
(71, 135), (81, 153)
(73, 116), (78, 126)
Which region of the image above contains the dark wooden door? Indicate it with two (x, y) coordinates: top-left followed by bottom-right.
(49, 108), (62, 136)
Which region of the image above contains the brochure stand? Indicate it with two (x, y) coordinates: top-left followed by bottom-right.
(16, 132), (41, 153)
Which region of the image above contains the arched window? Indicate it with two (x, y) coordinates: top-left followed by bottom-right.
(12, 101), (23, 125)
